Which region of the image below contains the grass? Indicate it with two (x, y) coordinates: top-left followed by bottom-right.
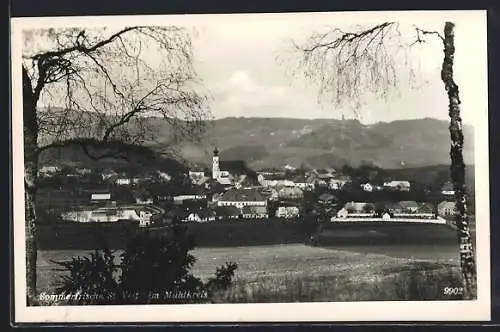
(37, 244), (467, 303)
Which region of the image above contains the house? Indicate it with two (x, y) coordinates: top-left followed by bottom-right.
(318, 193), (337, 205)
(276, 206), (300, 219)
(217, 188), (267, 209)
(261, 188), (279, 201)
(383, 201), (404, 214)
(61, 206), (156, 226)
(292, 175), (315, 191)
(189, 169), (207, 185)
(184, 209), (216, 223)
(136, 197), (154, 205)
(383, 180), (411, 192)
(399, 201), (420, 213)
(441, 182), (455, 196)
(329, 175), (352, 190)
(235, 174), (261, 189)
(344, 201), (375, 213)
(156, 171), (172, 182)
(277, 186), (304, 200)
(99, 170), (116, 181)
(211, 147), (251, 185)
(438, 201), (456, 217)
(90, 192), (112, 201)
(361, 183), (374, 192)
(75, 167), (92, 176)
(173, 187), (207, 204)
(417, 202), (435, 214)
(115, 178), (131, 186)
(39, 166), (61, 177)
(215, 206), (241, 220)
(242, 206), (268, 219)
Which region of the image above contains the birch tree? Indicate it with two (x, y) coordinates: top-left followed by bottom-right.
(22, 26), (210, 305)
(288, 21), (476, 299)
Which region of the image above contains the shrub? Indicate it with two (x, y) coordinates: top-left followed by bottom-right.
(51, 224), (238, 305)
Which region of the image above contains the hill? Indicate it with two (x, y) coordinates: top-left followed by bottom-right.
(162, 117), (474, 170)
(37, 112), (475, 171)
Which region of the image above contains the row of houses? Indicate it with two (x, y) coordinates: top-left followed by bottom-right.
(333, 200), (457, 220)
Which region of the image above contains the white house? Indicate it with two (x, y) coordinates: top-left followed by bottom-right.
(173, 193), (207, 204)
(115, 178), (131, 186)
(91, 193), (111, 201)
(157, 171), (172, 182)
(383, 180), (411, 192)
(438, 201), (456, 217)
(61, 206), (154, 226)
(276, 206), (300, 219)
(39, 166), (61, 177)
(216, 188), (267, 209)
(361, 183), (374, 192)
(329, 175), (351, 190)
(441, 182), (455, 196)
(136, 197), (154, 205)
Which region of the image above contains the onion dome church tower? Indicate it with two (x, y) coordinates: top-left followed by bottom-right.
(212, 146), (220, 180)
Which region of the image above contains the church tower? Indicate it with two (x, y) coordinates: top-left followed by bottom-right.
(212, 147), (220, 179)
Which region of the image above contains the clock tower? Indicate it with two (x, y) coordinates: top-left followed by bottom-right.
(212, 147), (220, 180)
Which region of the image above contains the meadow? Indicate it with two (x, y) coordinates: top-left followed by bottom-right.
(37, 242), (464, 303)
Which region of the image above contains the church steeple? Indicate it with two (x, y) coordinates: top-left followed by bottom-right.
(212, 146), (220, 179)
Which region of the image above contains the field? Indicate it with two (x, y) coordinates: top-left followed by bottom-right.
(37, 242), (464, 303)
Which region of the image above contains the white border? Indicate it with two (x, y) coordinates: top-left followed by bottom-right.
(11, 10), (491, 323)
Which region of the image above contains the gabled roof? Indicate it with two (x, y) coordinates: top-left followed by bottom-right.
(241, 206), (267, 214)
(441, 181), (454, 191)
(318, 193), (336, 202)
(417, 203), (434, 213)
(399, 201), (419, 209)
(237, 174), (261, 187)
(219, 160), (248, 174)
(215, 206), (241, 217)
(438, 201), (456, 209)
(220, 189), (266, 202)
(344, 201), (375, 212)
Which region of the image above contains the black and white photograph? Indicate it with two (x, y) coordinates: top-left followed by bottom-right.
(11, 10), (490, 322)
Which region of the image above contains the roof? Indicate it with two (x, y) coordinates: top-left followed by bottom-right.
(384, 180), (411, 187)
(441, 182), (454, 191)
(399, 201), (419, 209)
(291, 174), (308, 183)
(331, 175), (351, 181)
(237, 175), (261, 187)
(241, 206), (267, 214)
(217, 177), (233, 185)
(344, 202), (375, 212)
(383, 202), (404, 211)
(438, 201), (456, 209)
(215, 206), (241, 217)
(220, 189), (266, 202)
(318, 193), (336, 202)
(417, 203), (435, 213)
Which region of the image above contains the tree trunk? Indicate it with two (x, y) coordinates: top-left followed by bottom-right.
(441, 22), (477, 299)
(23, 66), (39, 305)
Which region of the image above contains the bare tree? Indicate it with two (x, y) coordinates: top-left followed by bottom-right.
(21, 26), (210, 305)
(288, 21), (476, 299)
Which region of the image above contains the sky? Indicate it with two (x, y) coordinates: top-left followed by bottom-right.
(15, 11), (488, 125)
(184, 12), (487, 125)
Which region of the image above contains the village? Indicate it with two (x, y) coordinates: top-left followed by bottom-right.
(35, 147), (461, 229)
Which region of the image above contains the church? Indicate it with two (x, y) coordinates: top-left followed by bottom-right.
(211, 147), (253, 185)
(188, 147), (259, 188)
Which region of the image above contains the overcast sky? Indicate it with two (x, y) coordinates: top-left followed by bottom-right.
(184, 12), (487, 125)
(16, 11), (487, 125)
